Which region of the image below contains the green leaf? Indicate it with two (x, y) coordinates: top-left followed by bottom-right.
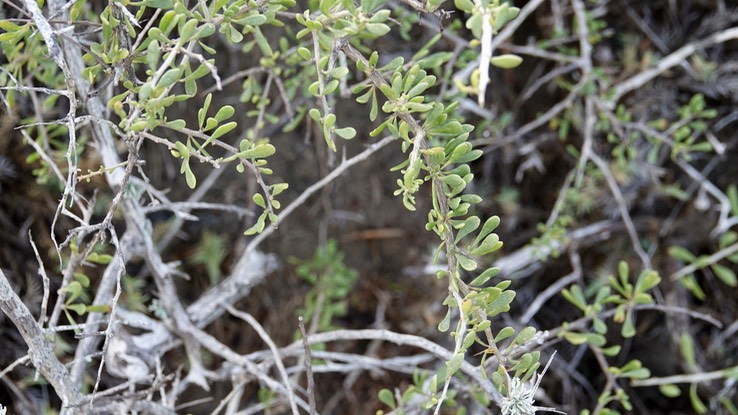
(297, 47), (312, 60)
(146, 40), (160, 69)
(308, 81), (321, 96)
(711, 263), (737, 286)
(253, 27), (273, 57)
(244, 212), (267, 235)
(473, 216), (501, 248)
(87, 253), (113, 265)
(253, 193), (266, 209)
(689, 383), (707, 414)
(485, 290), (515, 316)
(199, 93), (212, 127)
(85, 304), (112, 314)
(602, 345), (621, 356)
(179, 19), (199, 42)
(680, 274), (705, 300)
(563, 331), (588, 345)
(454, 0), (473, 11)
(659, 384), (681, 398)
(457, 254), (477, 271)
(65, 303), (87, 316)
(174, 141), (189, 158)
(242, 14), (267, 26)
(334, 127), (356, 139)
(669, 246), (696, 262)
(308, 108), (321, 122)
(214, 105), (235, 122)
(380, 56), (404, 72)
(369, 90), (378, 121)
(144, 0), (174, 7)
(329, 66), (349, 78)
(494, 326), (515, 343)
(455, 216), (480, 243)
(621, 311), (636, 338)
(469, 267), (500, 286)
(561, 285), (587, 312)
(635, 269), (661, 293)
(681, 332), (696, 370)
(62, 281), (83, 304)
(471, 233), (502, 256)
(182, 158), (196, 189)
(378, 389), (396, 408)
(446, 353), (464, 378)
(226, 143), (277, 161)
(513, 326), (537, 345)
(157, 68), (182, 88)
(73, 272), (90, 287)
(167, 119), (187, 131)
(438, 308), (451, 332)
(210, 121), (237, 141)
(491, 54), (523, 69)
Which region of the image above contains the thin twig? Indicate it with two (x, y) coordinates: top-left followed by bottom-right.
(670, 241), (738, 282)
(28, 231), (51, 326)
(244, 134), (396, 253)
(0, 354), (31, 380)
(298, 316), (318, 415)
(631, 365), (738, 387)
(519, 253), (582, 325)
(226, 307), (299, 415)
(589, 151), (652, 269)
(610, 26), (738, 103)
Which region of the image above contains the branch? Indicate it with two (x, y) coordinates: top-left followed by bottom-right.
(0, 269), (86, 412)
(611, 26), (738, 103)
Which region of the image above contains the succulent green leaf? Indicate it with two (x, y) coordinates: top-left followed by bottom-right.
(214, 105), (235, 122)
(182, 158), (196, 189)
(457, 254), (477, 271)
(491, 54), (523, 69)
(179, 19), (199, 42)
(659, 384), (681, 398)
(438, 308), (451, 332)
(470, 267), (500, 286)
(334, 127), (357, 139)
(253, 193), (266, 209)
(244, 212), (268, 235)
(210, 121), (237, 141)
(270, 183), (289, 196)
(473, 215), (501, 247)
(455, 216), (480, 243)
(494, 326), (515, 343)
(242, 14), (267, 26)
(446, 353), (464, 378)
(471, 233), (502, 256)
(513, 326), (537, 345)
(711, 263), (737, 286)
(378, 389), (396, 408)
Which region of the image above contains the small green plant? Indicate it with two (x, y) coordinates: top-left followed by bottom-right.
(189, 230), (228, 285)
(292, 239), (359, 333)
(561, 262), (661, 413)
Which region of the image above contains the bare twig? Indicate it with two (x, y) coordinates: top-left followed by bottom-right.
(631, 365), (738, 387)
(520, 252), (582, 325)
(611, 26), (738, 103)
(298, 316), (318, 415)
(227, 307), (300, 415)
(589, 151), (652, 269)
(245, 328), (504, 405)
(244, 134), (396, 253)
(0, 354), (31, 381)
(0, 269), (86, 411)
